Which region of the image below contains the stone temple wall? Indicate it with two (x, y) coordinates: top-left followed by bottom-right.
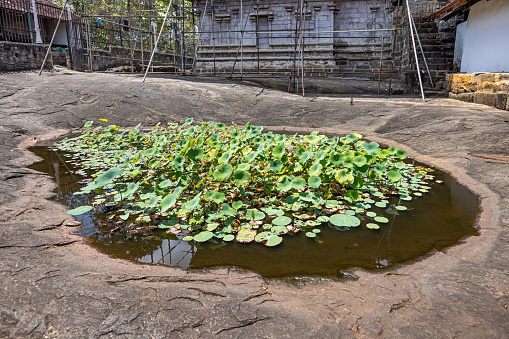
(193, 0), (392, 76)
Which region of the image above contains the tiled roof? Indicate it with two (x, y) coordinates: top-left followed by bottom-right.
(0, 0), (71, 21)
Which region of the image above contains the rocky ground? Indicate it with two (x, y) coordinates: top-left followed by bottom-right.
(0, 69), (508, 338)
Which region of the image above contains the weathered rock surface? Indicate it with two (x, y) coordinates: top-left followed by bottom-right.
(0, 70), (508, 338)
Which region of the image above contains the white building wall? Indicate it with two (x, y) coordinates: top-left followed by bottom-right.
(460, 0), (509, 73)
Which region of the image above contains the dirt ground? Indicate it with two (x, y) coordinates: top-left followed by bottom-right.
(0, 69), (508, 338)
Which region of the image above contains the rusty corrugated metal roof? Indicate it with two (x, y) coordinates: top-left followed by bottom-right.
(429, 0), (481, 20)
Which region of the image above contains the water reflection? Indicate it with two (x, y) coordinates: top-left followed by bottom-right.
(28, 144), (479, 279)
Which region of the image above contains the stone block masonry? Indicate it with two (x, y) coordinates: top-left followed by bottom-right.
(445, 73), (509, 111)
(0, 41), (67, 71)
(0, 41), (189, 72)
(193, 0), (393, 77)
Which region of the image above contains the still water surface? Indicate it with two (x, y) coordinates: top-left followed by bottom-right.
(28, 143), (478, 279)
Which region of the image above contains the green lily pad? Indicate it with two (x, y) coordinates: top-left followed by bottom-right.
(396, 149), (408, 159)
(269, 160), (283, 173)
(277, 176), (293, 192)
(306, 232), (316, 238)
(366, 223), (380, 229)
(223, 234), (235, 242)
(272, 145), (285, 159)
(362, 142), (380, 155)
(236, 228), (256, 243)
(66, 205), (93, 216)
(94, 167), (122, 189)
(374, 216), (389, 223)
(233, 170), (251, 186)
(308, 175), (321, 188)
(303, 135), (320, 144)
(271, 225), (288, 235)
(213, 164), (233, 181)
(255, 231), (273, 243)
(184, 192), (202, 211)
(388, 170), (402, 182)
(194, 231), (214, 242)
(330, 214), (361, 227)
(266, 235), (282, 247)
(309, 162), (323, 176)
(182, 235), (194, 241)
(245, 209), (266, 221)
(395, 205), (408, 211)
(292, 177), (307, 190)
(222, 203), (237, 216)
(160, 186), (184, 212)
(187, 148), (204, 161)
(352, 155), (367, 167)
(272, 216), (292, 226)
(232, 201), (243, 209)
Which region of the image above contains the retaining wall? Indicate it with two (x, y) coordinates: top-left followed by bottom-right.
(445, 73), (509, 111)
(0, 41), (67, 71)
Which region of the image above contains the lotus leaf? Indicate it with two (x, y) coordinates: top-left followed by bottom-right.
(262, 207), (284, 216)
(277, 176), (293, 192)
(272, 216), (292, 226)
(362, 142), (380, 155)
(233, 170), (251, 185)
(396, 149), (408, 159)
(308, 175), (321, 188)
(374, 216), (389, 223)
(213, 164), (233, 181)
(232, 201), (243, 210)
(223, 234), (235, 242)
(67, 205), (93, 215)
(366, 223), (380, 229)
(269, 160), (284, 173)
(266, 235), (283, 246)
(95, 167), (122, 189)
(222, 203), (236, 216)
(245, 209), (265, 221)
(330, 214), (360, 227)
(272, 145), (285, 159)
(309, 162), (323, 176)
(159, 219), (179, 228)
(352, 155), (367, 167)
(187, 148), (204, 161)
(292, 177), (307, 190)
(160, 186), (184, 212)
(185, 192), (202, 211)
(237, 228), (256, 243)
(194, 231), (214, 242)
(303, 135), (320, 144)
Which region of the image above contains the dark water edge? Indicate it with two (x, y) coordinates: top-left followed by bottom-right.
(28, 137), (479, 280)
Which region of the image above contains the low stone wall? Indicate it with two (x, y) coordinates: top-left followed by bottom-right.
(0, 41), (67, 71)
(445, 73), (509, 111)
(87, 46), (192, 72)
(0, 41), (189, 72)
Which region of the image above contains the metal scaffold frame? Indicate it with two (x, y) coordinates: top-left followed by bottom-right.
(26, 0), (437, 98)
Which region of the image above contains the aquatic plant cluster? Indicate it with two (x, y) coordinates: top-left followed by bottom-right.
(58, 119), (439, 247)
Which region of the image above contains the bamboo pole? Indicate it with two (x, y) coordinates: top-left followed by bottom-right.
(38, 0), (68, 76)
(405, 0), (425, 101)
(410, 13), (433, 87)
(143, 0), (175, 82)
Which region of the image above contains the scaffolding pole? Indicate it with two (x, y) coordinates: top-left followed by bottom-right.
(143, 0), (175, 82)
(410, 13), (433, 87)
(38, 0), (69, 76)
(405, 0), (425, 101)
